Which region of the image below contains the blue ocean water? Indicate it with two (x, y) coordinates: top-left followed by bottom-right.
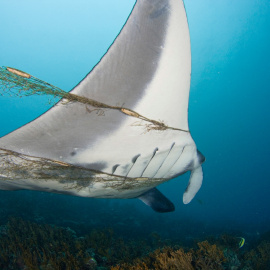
(0, 0), (270, 264)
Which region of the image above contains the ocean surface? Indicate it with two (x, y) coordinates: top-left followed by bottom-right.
(0, 0), (269, 269)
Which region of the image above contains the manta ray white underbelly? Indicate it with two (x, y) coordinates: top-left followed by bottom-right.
(0, 0), (205, 212)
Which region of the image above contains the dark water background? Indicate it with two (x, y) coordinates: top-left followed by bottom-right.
(0, 1), (269, 266)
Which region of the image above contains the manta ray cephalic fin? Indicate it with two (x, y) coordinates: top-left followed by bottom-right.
(183, 165), (203, 204)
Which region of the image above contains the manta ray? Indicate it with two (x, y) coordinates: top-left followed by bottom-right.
(0, 0), (205, 212)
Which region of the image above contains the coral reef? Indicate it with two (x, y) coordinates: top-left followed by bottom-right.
(0, 217), (155, 269)
(244, 240), (270, 269)
(0, 217), (92, 269)
(110, 241), (226, 270)
(194, 240), (226, 269)
(0, 215), (268, 270)
(110, 247), (193, 270)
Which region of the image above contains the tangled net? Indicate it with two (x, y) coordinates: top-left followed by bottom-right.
(0, 66), (189, 133)
(0, 66), (66, 104)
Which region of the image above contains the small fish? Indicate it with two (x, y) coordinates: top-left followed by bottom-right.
(238, 237), (245, 248)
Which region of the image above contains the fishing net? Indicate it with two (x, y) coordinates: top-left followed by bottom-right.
(0, 66), (187, 133)
(0, 66), (116, 108)
(0, 66), (67, 105)
(0, 148), (164, 190)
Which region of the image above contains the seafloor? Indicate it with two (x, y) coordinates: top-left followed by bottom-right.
(0, 191), (269, 270)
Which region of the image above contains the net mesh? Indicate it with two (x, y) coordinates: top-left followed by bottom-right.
(0, 66), (188, 133)
(0, 66), (66, 99)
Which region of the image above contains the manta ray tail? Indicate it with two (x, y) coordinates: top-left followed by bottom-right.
(138, 188), (175, 213)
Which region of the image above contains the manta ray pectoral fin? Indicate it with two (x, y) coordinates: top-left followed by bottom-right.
(138, 188), (175, 213)
(183, 165), (203, 204)
(0, 0), (204, 212)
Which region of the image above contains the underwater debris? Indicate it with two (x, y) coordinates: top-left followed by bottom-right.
(6, 67), (31, 78)
(0, 66), (189, 133)
(132, 120), (168, 134)
(121, 108), (140, 118)
(0, 66), (65, 105)
(86, 105), (107, 116)
(0, 147), (165, 193)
